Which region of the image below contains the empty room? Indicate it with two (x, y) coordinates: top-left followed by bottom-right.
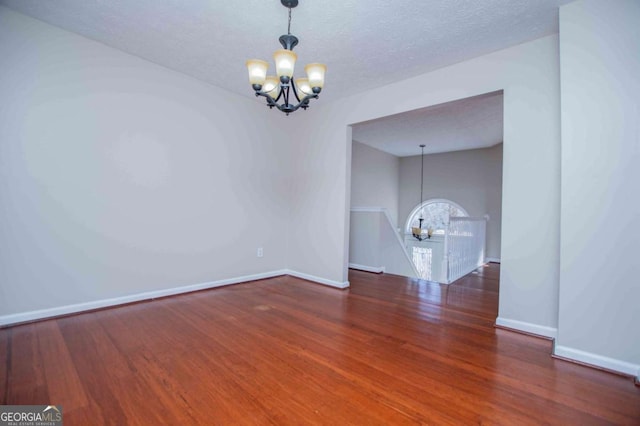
(1, 0), (639, 424)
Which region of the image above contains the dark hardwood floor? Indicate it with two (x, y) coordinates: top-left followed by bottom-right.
(1, 264), (639, 424)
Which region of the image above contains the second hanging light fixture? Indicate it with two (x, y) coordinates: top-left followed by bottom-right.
(412, 144), (428, 241)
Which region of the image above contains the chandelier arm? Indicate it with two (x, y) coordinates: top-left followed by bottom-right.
(255, 91), (279, 107)
(273, 93), (318, 114)
(254, 86), (318, 113)
(296, 92), (318, 104)
(303, 92), (318, 101)
(273, 87), (284, 103)
(291, 80), (302, 103)
(254, 89), (317, 109)
(291, 93), (318, 110)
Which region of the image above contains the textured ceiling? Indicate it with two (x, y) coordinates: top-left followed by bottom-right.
(352, 92), (503, 157)
(1, 0), (572, 103)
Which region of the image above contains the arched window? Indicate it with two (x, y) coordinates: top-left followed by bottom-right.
(405, 199), (468, 236)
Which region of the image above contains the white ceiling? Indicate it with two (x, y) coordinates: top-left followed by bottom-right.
(352, 91), (504, 157)
(1, 0), (572, 104)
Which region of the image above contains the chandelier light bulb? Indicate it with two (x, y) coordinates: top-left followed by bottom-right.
(273, 49), (297, 81)
(263, 76), (281, 99)
(295, 78), (312, 97)
(246, 59), (269, 88)
(305, 63), (327, 90)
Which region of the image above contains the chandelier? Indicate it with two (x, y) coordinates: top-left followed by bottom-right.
(412, 144), (431, 241)
(245, 0), (326, 115)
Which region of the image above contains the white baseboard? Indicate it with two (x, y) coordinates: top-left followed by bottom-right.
(0, 269), (350, 327)
(0, 270), (288, 327)
(495, 317), (558, 339)
(497, 318), (639, 380)
(554, 345), (640, 379)
(286, 270), (350, 289)
(486, 257), (501, 263)
(348, 263), (385, 273)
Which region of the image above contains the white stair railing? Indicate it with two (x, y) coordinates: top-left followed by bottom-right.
(404, 238), (446, 283)
(445, 217), (487, 283)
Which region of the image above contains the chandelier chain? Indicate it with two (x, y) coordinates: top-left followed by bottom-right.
(288, 8), (292, 35)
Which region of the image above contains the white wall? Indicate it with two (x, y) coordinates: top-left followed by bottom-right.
(349, 209), (417, 278)
(288, 35), (561, 337)
(349, 211), (382, 268)
(0, 7), (291, 318)
(350, 141), (400, 227)
(557, 0), (640, 376)
(399, 144), (503, 260)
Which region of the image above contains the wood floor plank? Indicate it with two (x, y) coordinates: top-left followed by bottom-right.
(2, 264), (639, 424)
(56, 316), (137, 424)
(6, 324), (50, 404)
(35, 321), (90, 413)
(0, 328), (10, 405)
(165, 297), (427, 425)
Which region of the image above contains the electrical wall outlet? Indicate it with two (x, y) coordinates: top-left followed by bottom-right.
(257, 247), (263, 258)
